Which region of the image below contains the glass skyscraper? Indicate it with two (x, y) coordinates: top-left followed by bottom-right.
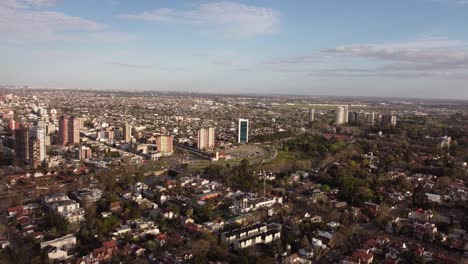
(238, 118), (249, 143)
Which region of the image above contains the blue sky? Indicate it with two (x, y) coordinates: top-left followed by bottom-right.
(1, 0), (468, 99)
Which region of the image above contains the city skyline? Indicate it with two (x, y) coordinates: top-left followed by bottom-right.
(2, 0), (468, 99)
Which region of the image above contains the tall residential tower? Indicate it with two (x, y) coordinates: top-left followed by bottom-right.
(197, 127), (216, 150)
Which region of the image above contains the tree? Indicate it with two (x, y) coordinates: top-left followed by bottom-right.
(375, 203), (391, 228)
(185, 207), (193, 218)
(198, 202), (214, 222)
(400, 250), (424, 264)
(190, 239), (210, 260)
(321, 184), (330, 192)
(43, 212), (69, 236)
(412, 185), (427, 208)
(9, 194), (23, 207)
(300, 235), (310, 249)
(437, 176), (451, 189)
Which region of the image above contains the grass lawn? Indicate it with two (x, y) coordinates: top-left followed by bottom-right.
(275, 151), (302, 160)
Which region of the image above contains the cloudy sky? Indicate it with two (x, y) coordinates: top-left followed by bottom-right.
(1, 0), (468, 99)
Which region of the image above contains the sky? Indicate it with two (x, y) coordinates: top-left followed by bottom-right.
(1, 0), (468, 99)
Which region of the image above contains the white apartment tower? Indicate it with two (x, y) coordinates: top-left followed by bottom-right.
(309, 109), (315, 123)
(197, 127), (216, 150)
(335, 107), (345, 125)
(30, 126), (46, 163)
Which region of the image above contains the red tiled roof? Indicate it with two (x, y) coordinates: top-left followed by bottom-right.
(103, 240), (117, 249)
(8, 206), (23, 213)
(352, 250), (373, 262)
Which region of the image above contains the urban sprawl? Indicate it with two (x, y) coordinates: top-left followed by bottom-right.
(0, 88), (466, 264)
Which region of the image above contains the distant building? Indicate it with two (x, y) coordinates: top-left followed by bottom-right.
(78, 146), (92, 160)
(308, 108), (315, 123)
(58, 115), (80, 145)
(156, 135), (173, 154)
(221, 223), (281, 250)
(381, 114), (397, 126)
(45, 124), (56, 135)
(30, 126), (46, 163)
(344, 105), (349, 123)
(50, 108), (57, 120)
(368, 112), (376, 126)
(440, 136), (451, 148)
(348, 112), (358, 123)
(8, 119), (15, 131)
(14, 125), (29, 163)
(197, 127), (215, 150)
(43, 193), (85, 223)
(335, 107), (345, 125)
(113, 127), (121, 141)
(123, 124), (132, 143)
(29, 137), (41, 168)
(59, 116), (68, 145)
(68, 116), (80, 144)
(238, 118), (249, 143)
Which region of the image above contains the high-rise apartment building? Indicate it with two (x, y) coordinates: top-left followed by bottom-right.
(29, 137), (41, 168)
(68, 116), (80, 144)
(59, 115), (80, 145)
(123, 124), (132, 143)
(381, 115), (397, 126)
(197, 127), (216, 150)
(30, 126), (46, 163)
(343, 105), (349, 123)
(78, 146), (92, 160)
(14, 125), (29, 163)
(238, 119), (249, 143)
(156, 135), (173, 154)
(113, 127), (121, 141)
(46, 124), (56, 135)
(348, 112), (358, 123)
(335, 107), (345, 125)
(59, 115), (68, 145)
(368, 112), (376, 126)
(308, 109), (315, 123)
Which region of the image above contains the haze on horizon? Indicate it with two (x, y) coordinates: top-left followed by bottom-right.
(1, 0), (468, 100)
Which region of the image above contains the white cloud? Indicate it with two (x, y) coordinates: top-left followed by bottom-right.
(431, 0), (468, 5)
(0, 0), (106, 41)
(119, 1), (280, 37)
(22, 0), (57, 7)
(263, 39), (468, 79)
(107, 61), (152, 69)
(320, 40), (468, 77)
(321, 40), (468, 66)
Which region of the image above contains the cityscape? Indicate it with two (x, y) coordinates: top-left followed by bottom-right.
(1, 1), (468, 264)
(0, 88), (466, 264)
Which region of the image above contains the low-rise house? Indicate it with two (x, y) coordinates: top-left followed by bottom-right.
(43, 193), (85, 223)
(283, 253), (311, 264)
(112, 225), (132, 237)
(221, 223), (281, 249)
(352, 249), (374, 264)
(93, 240), (118, 261)
(425, 193), (441, 204)
(69, 188), (102, 208)
(230, 194), (283, 214)
(413, 222), (437, 240)
(408, 210), (433, 223)
(203, 219), (225, 232)
(340, 256), (360, 264)
(40, 234), (76, 261)
(298, 248), (314, 259)
(110, 201), (123, 213)
(43, 246), (68, 261)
